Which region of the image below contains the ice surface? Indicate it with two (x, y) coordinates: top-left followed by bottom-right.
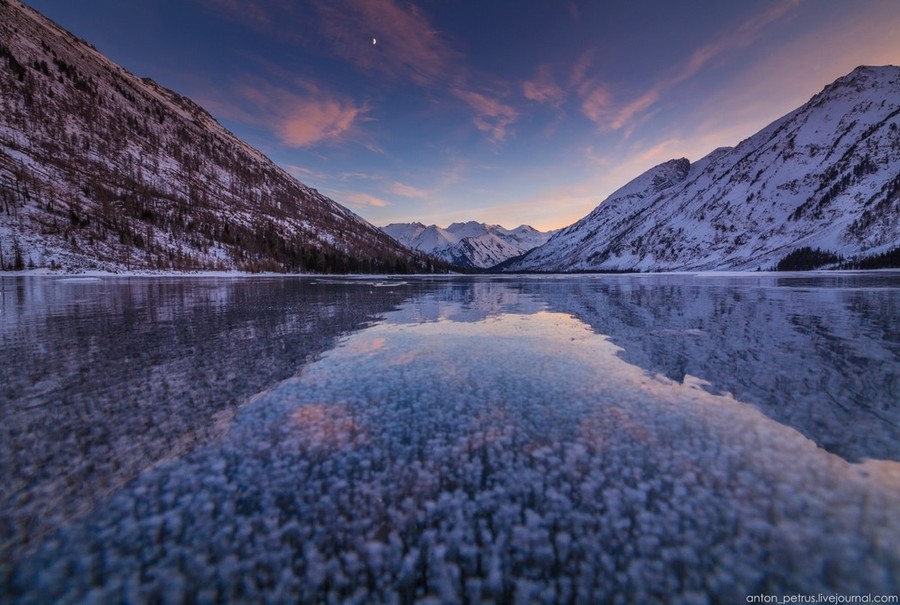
(3, 274), (899, 603)
(0, 276), (438, 563)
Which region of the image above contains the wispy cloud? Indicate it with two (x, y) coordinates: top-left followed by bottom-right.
(523, 65), (566, 107)
(314, 0), (456, 86)
(607, 90), (660, 131)
(569, 50), (596, 91)
(279, 99), (362, 147)
(339, 171), (382, 182)
(579, 86), (613, 124)
(216, 78), (367, 148)
(200, 0), (519, 145)
(286, 165), (330, 181)
(573, 86), (662, 137)
(692, 0), (900, 142)
(389, 182), (429, 199)
(672, 0), (803, 86)
(197, 0), (455, 87)
(343, 192), (390, 208)
(452, 88), (518, 143)
(577, 0), (804, 131)
(635, 138), (684, 163)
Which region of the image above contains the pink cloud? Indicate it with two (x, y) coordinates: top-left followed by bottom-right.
(344, 192), (390, 208)
(578, 0), (804, 131)
(226, 79), (366, 148)
(637, 138), (682, 163)
(389, 182), (428, 199)
(569, 50), (596, 91)
(523, 65), (566, 107)
(340, 172), (382, 182)
(279, 99), (361, 147)
(579, 86), (613, 124)
(201, 0), (523, 147)
(608, 90), (660, 131)
(453, 88), (518, 143)
(673, 0), (803, 86)
(570, 51), (645, 131)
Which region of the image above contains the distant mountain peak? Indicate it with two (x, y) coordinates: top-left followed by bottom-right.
(381, 221), (552, 269)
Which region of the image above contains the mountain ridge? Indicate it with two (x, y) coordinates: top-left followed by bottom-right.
(505, 65), (900, 272)
(0, 0), (434, 273)
(382, 221), (552, 269)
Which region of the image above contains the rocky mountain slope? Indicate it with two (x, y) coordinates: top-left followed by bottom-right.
(382, 221), (551, 269)
(0, 0), (434, 273)
(505, 66), (900, 272)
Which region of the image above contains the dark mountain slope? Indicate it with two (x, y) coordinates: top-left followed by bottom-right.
(0, 0), (434, 273)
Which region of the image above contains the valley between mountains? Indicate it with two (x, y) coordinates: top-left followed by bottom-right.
(1, 0), (898, 273)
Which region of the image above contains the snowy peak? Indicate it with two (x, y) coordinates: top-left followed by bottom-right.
(648, 157), (691, 190)
(446, 221), (489, 238)
(506, 65), (900, 272)
(823, 65), (899, 96)
(382, 222), (430, 248)
(381, 221), (552, 269)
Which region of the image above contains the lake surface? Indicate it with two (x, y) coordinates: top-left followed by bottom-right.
(1, 273), (898, 603)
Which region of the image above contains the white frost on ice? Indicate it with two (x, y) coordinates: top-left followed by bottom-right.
(10, 291), (900, 603)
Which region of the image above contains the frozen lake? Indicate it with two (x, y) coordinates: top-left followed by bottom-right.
(2, 273), (899, 603)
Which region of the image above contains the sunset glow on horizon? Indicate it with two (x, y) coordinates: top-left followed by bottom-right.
(26, 0), (900, 231)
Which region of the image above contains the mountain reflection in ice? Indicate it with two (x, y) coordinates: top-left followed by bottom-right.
(517, 273), (900, 462)
(7, 274), (899, 603)
(0, 276), (436, 563)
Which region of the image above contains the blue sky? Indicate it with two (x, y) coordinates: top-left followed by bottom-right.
(26, 0), (900, 230)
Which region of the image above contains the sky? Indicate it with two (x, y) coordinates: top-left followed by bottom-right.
(25, 0), (900, 231)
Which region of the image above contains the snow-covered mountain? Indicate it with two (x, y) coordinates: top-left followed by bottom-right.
(382, 221), (551, 269)
(505, 66), (900, 272)
(0, 0), (434, 273)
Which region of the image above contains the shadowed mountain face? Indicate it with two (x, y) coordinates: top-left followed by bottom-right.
(507, 66), (900, 272)
(0, 275), (438, 563)
(0, 0), (432, 273)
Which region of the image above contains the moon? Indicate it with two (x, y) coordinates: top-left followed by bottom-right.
(372, 37), (377, 45)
